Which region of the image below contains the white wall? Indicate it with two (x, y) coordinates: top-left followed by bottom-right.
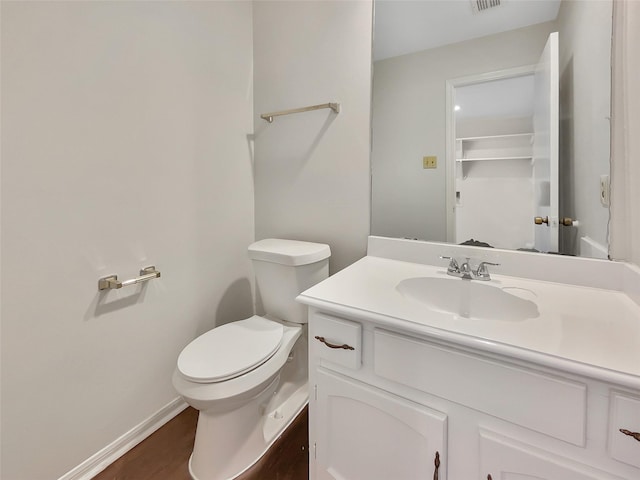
(371, 22), (556, 242)
(253, 1), (372, 273)
(0, 2), (254, 479)
(556, 0), (612, 256)
(610, 0), (640, 266)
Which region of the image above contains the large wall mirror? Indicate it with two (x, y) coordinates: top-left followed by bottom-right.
(371, 0), (612, 258)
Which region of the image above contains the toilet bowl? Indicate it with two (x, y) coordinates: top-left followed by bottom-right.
(172, 239), (330, 480)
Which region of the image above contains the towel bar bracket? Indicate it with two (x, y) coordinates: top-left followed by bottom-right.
(98, 266), (161, 291)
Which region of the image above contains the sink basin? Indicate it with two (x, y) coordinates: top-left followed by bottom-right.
(396, 277), (539, 321)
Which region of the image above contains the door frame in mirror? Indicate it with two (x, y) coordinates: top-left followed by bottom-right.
(445, 64), (537, 244)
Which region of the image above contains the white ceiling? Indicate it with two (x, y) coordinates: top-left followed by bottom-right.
(374, 0), (561, 61)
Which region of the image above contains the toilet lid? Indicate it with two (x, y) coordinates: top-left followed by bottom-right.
(177, 316), (284, 383)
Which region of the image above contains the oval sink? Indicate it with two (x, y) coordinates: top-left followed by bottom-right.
(396, 277), (539, 321)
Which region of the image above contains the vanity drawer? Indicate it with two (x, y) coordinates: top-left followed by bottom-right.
(608, 391), (640, 468)
(311, 313), (362, 370)
(374, 328), (587, 445)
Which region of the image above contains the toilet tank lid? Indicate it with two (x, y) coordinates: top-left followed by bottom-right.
(248, 239), (330, 266)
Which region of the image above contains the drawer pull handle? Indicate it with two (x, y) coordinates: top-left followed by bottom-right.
(620, 428), (640, 442)
(433, 451), (440, 480)
(314, 336), (355, 350)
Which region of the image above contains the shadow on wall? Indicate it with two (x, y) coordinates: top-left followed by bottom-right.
(83, 275), (254, 329)
(298, 113), (337, 168)
(253, 108), (338, 171)
(85, 283), (151, 320)
(213, 277), (254, 328)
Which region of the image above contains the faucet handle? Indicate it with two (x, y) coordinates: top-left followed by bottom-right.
(460, 257), (472, 273)
(440, 255), (460, 273)
(475, 261), (500, 279)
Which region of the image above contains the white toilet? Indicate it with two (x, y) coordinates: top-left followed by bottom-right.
(172, 238), (330, 480)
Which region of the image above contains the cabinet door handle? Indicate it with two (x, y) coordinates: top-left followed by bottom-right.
(314, 336), (355, 350)
(433, 451), (440, 480)
(487, 475), (493, 480)
(620, 428), (640, 442)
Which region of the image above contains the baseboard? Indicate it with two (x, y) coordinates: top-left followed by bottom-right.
(57, 397), (188, 480)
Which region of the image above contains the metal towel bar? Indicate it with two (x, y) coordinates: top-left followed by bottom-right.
(260, 102), (340, 123)
(98, 266), (160, 291)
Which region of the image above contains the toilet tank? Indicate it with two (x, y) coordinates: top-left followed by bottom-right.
(248, 239), (330, 324)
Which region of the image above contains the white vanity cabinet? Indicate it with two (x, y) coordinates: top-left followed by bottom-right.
(478, 430), (622, 480)
(310, 313), (447, 480)
(314, 369), (446, 480)
(307, 310), (640, 480)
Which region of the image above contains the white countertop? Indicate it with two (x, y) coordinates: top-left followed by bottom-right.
(298, 255), (640, 388)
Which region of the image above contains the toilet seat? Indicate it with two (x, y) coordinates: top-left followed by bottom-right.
(177, 316), (284, 384)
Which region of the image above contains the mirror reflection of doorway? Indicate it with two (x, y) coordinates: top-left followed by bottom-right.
(449, 32), (559, 253)
(454, 74), (537, 250)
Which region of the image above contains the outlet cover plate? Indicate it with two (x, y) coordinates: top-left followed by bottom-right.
(423, 156), (437, 169)
(600, 174), (610, 207)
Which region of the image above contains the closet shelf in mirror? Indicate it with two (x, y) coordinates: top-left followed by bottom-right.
(457, 133), (534, 142)
(456, 132), (534, 163)
(456, 156), (533, 162)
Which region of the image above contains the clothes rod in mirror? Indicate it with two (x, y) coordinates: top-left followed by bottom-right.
(260, 102), (340, 123)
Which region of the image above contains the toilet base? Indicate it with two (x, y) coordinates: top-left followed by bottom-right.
(187, 330), (309, 480)
(188, 393), (308, 480)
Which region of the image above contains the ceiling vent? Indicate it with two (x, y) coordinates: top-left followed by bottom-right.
(471, 0), (505, 13)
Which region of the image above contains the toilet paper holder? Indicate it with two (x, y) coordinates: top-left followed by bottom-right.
(98, 266), (161, 291)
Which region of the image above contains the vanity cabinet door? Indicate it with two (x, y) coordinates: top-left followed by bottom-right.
(480, 430), (621, 480)
(314, 369), (447, 480)
(608, 391), (640, 469)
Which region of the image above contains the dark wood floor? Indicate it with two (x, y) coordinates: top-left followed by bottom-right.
(92, 406), (309, 480)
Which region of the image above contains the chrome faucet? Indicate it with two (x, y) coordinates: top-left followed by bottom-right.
(440, 256), (499, 281)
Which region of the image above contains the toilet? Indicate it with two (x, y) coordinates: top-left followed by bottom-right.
(172, 238), (330, 480)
